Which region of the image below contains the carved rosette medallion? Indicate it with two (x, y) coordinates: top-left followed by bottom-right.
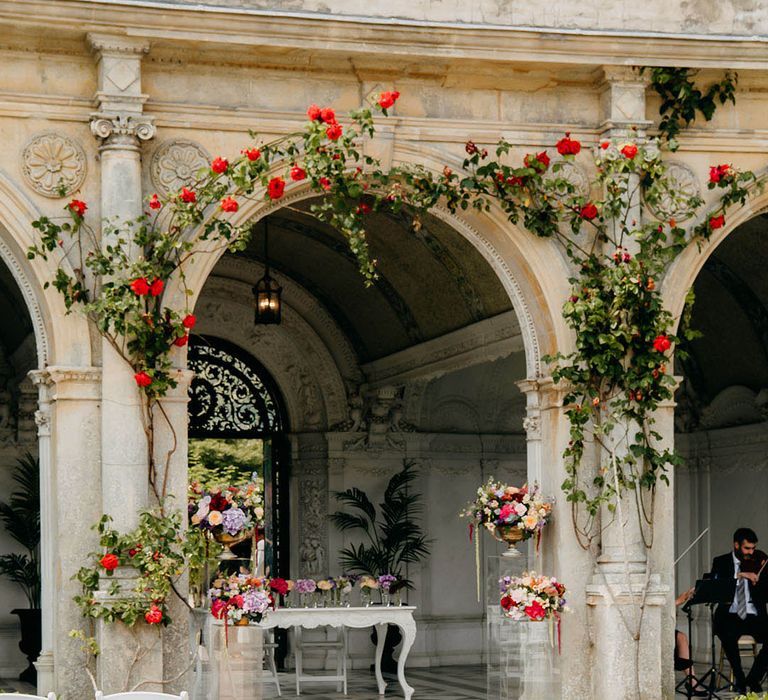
(150, 140), (210, 196)
(547, 160), (590, 199)
(21, 133), (87, 198)
(644, 162), (700, 222)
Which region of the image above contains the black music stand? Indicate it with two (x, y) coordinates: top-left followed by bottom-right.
(678, 578), (734, 699)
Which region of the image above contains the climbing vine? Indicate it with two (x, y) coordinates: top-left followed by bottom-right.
(28, 85), (761, 585)
(643, 67), (738, 150)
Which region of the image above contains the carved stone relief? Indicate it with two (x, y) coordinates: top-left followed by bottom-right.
(150, 140), (210, 196)
(296, 459), (329, 577)
(21, 133), (87, 198)
(644, 161), (700, 222)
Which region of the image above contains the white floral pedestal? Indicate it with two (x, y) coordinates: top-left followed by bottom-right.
(486, 554), (561, 700)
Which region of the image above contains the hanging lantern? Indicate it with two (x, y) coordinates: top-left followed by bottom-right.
(253, 220), (282, 325)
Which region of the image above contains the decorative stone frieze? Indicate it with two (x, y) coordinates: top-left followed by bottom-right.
(149, 139), (210, 195)
(21, 133), (87, 198)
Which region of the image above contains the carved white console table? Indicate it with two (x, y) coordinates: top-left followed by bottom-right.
(217, 606), (418, 699)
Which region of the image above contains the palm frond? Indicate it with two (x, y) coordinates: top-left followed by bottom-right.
(383, 460), (418, 503)
(0, 553), (39, 607)
(329, 512), (371, 533)
(0, 453), (40, 552)
(332, 487), (377, 524)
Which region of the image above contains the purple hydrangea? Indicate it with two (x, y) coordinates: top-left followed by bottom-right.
(295, 578), (317, 594)
(243, 590), (271, 615)
(378, 574), (398, 591)
(221, 507), (247, 535)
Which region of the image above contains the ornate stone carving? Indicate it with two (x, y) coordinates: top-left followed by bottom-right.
(150, 140), (211, 196)
(548, 160), (590, 199)
(644, 161), (700, 222)
(90, 114), (155, 143)
(298, 469), (328, 577)
(522, 414), (541, 439)
(21, 133), (87, 198)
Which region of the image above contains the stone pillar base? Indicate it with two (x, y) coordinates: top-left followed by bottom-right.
(587, 573), (669, 700)
(34, 650), (55, 696)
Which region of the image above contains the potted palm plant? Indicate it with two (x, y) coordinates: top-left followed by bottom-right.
(330, 460), (430, 672)
(0, 453), (41, 685)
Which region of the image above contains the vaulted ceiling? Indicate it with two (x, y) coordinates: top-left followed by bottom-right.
(234, 202), (514, 363)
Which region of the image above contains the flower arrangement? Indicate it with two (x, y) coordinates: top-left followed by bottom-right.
(188, 476), (264, 539)
(208, 573), (274, 624)
(461, 479), (552, 542)
(499, 572), (567, 622)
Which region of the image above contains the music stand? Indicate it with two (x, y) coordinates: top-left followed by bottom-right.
(679, 578), (734, 699)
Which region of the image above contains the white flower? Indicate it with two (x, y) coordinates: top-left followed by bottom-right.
(514, 502), (527, 516)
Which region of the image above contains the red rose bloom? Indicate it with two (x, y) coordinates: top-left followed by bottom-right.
(580, 202), (598, 220)
(149, 278), (164, 297)
(68, 199), (87, 217)
(709, 164), (732, 184)
(500, 595), (513, 611)
(100, 553), (119, 571)
(524, 600), (546, 621)
(326, 123), (343, 141)
(357, 202), (371, 215)
(128, 548), (137, 558)
(378, 90), (400, 110)
(653, 335), (671, 353)
(130, 278), (150, 296)
(290, 165), (306, 181)
(320, 107), (336, 124)
(524, 151), (550, 170)
(270, 578), (289, 596)
(600, 141), (609, 150)
(134, 371), (152, 387)
(220, 197), (238, 212)
(243, 148), (261, 161)
(180, 187), (196, 203)
(621, 143), (638, 159)
(307, 104), (322, 121)
(267, 176), (286, 200)
(211, 157), (229, 174)
(319, 177), (331, 191)
(148, 194), (161, 210)
(182, 314), (196, 329)
(709, 214), (725, 230)
(144, 605), (163, 625)
(173, 335), (189, 347)
(556, 133), (581, 156)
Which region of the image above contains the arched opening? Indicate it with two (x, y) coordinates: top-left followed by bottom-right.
(674, 212), (768, 658)
(189, 199), (536, 669)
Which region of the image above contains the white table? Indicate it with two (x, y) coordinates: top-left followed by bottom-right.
(254, 606), (417, 699)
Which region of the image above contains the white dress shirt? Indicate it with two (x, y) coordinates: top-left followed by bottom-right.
(730, 551), (758, 616)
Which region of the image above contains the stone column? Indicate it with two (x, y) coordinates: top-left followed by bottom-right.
(30, 367), (102, 699)
(87, 33), (159, 693)
(518, 377), (594, 700)
(586, 66), (670, 700)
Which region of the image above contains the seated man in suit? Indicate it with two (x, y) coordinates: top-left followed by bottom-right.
(710, 527), (768, 693)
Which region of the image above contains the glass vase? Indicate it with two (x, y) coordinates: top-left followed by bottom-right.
(361, 588), (372, 607)
(381, 590), (391, 607)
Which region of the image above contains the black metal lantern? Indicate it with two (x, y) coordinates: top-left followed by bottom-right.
(253, 220), (282, 325)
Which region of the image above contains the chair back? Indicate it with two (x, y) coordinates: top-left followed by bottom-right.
(0, 695), (56, 700)
(95, 693), (188, 700)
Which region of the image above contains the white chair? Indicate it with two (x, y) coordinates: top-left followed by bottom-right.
(0, 695), (56, 700)
(95, 693), (188, 700)
(293, 626), (348, 696)
(263, 628), (282, 696)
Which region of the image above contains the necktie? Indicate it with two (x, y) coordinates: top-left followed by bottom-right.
(735, 577), (749, 620)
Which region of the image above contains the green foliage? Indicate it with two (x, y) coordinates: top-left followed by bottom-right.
(188, 438), (263, 488)
(330, 460), (430, 586)
(73, 504), (193, 627)
(0, 453), (40, 607)
(643, 67), (738, 150)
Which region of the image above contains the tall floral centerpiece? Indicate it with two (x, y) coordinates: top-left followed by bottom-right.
(461, 479), (552, 557)
(189, 477), (265, 560)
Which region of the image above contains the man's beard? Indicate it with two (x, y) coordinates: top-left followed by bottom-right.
(737, 549), (753, 562)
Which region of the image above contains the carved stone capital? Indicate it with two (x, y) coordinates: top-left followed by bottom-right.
(90, 113), (155, 150)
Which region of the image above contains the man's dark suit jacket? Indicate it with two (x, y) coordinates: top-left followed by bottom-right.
(710, 551), (768, 633)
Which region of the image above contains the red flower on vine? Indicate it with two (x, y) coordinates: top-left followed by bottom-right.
(100, 553), (119, 571)
(211, 157), (229, 174)
(268, 177), (286, 200)
(243, 148), (261, 161)
(173, 335), (189, 347)
(307, 104), (322, 121)
(326, 123), (343, 141)
(378, 90), (400, 109)
(130, 278), (150, 296)
(148, 194), (161, 210)
(320, 107), (336, 124)
(709, 164), (732, 184)
(180, 187), (196, 203)
(653, 335), (671, 353)
(144, 605), (163, 625)
(556, 133), (581, 156)
(580, 203), (598, 220)
(319, 177), (332, 191)
(220, 197), (239, 212)
(621, 143), (638, 159)
(134, 371), (152, 387)
(149, 278), (164, 297)
(356, 203), (371, 215)
(524, 151), (550, 170)
(182, 314), (196, 329)
(290, 165), (306, 181)
(68, 199), (87, 217)
(709, 214), (725, 230)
